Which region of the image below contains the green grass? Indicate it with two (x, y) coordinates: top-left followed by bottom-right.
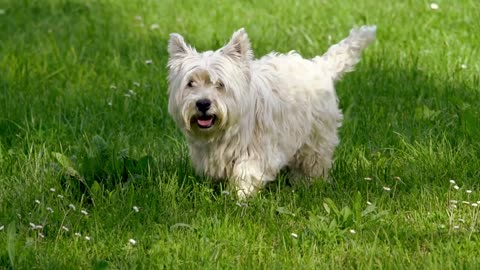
(1, 0), (480, 268)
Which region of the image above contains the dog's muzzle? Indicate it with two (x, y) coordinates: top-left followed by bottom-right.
(193, 99), (216, 129)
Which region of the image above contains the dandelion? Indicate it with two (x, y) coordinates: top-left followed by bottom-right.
(466, 190), (472, 194)
(150, 23), (160, 30)
(133, 82), (140, 87)
(236, 202), (248, 207)
(85, 236), (91, 241)
(46, 207), (54, 213)
(62, 226), (69, 232)
(461, 64), (467, 69)
(429, 3), (439, 10)
(107, 100), (113, 106)
(458, 218), (465, 223)
(81, 209), (88, 216)
(364, 177), (372, 181)
(449, 179), (456, 184)
(349, 229), (357, 234)
(383, 186), (391, 191)
(462, 201), (470, 205)
(221, 190), (230, 196)
(450, 205), (457, 209)
(29, 223), (43, 230)
(453, 185), (460, 190)
(472, 203), (478, 207)
(290, 233), (298, 238)
(124, 89), (136, 98)
(129, 239), (137, 245)
(68, 204), (76, 211)
(453, 225), (460, 229)
(57, 194), (64, 199)
(132, 206), (140, 212)
(450, 200), (458, 204)
(366, 201), (372, 206)
(0, 225), (4, 231)
(38, 233), (45, 238)
(394, 176), (401, 181)
(75, 232), (82, 237)
(49, 188), (56, 192)
(477, 201), (480, 204)
(145, 59), (153, 65)
(35, 199), (41, 204)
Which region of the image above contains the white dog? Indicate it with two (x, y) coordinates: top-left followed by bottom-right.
(167, 26), (376, 198)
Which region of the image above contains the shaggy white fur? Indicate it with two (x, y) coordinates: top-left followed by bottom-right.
(167, 26), (376, 198)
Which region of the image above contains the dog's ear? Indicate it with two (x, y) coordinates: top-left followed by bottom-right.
(221, 28), (253, 62)
(168, 33), (194, 61)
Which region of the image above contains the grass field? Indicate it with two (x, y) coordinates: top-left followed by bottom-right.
(1, 0), (480, 268)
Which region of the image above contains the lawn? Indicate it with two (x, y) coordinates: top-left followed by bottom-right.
(1, 0), (480, 268)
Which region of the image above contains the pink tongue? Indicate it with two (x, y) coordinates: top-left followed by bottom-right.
(197, 118), (213, 127)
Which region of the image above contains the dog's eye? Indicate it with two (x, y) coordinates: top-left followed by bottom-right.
(187, 80), (194, 88)
(216, 81), (225, 89)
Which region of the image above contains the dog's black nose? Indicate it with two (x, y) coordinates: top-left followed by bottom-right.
(196, 99), (211, 112)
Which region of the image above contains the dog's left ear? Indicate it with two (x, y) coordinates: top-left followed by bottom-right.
(221, 28), (253, 62)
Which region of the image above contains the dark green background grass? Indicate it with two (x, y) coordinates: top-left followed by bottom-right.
(1, 0), (479, 268)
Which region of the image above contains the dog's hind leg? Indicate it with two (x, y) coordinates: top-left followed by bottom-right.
(289, 142), (336, 186)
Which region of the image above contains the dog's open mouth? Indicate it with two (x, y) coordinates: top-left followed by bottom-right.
(195, 115), (216, 129)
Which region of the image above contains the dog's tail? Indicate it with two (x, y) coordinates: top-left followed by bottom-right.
(313, 25), (376, 81)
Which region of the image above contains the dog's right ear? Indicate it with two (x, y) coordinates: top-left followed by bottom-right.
(168, 33), (193, 62)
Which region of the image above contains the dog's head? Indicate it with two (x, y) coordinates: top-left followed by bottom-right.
(167, 29), (254, 141)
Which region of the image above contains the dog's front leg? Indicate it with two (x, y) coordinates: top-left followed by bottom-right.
(231, 160), (270, 199)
